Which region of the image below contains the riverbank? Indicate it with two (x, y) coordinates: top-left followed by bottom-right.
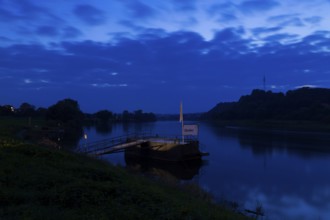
(0, 117), (251, 219)
(0, 143), (251, 219)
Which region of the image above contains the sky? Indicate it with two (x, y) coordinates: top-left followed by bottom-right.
(1, 0), (330, 113)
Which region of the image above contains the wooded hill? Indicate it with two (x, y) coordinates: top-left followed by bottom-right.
(204, 87), (330, 122)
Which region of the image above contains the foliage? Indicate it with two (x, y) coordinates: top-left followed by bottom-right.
(204, 87), (330, 122)
(46, 99), (84, 124)
(121, 109), (156, 122)
(94, 109), (113, 122)
(17, 102), (36, 117)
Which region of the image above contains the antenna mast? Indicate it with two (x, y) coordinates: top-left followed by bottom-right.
(263, 75), (266, 91)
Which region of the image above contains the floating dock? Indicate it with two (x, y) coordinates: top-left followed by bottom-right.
(80, 134), (208, 162)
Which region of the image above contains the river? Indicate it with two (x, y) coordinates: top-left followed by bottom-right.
(78, 121), (330, 220)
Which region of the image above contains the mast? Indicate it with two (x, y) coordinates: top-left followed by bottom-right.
(180, 101), (184, 144)
(263, 74), (266, 91)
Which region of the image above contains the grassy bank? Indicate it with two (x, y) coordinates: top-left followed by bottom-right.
(0, 144), (250, 219)
(0, 117), (251, 219)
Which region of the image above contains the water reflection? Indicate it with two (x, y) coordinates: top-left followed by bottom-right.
(125, 153), (203, 180)
(80, 121), (330, 220)
(95, 122), (113, 134)
(205, 122), (330, 158)
(201, 122), (330, 220)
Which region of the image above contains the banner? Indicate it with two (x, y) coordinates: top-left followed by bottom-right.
(183, 124), (198, 136)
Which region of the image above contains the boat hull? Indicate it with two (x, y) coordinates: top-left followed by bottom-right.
(125, 140), (203, 162)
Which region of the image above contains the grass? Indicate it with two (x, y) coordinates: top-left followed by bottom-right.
(0, 116), (253, 219)
(0, 142), (251, 220)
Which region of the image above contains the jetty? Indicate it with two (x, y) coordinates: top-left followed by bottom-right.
(79, 103), (209, 161)
(79, 133), (207, 162)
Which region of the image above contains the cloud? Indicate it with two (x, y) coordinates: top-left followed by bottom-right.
(304, 16), (322, 25)
(0, 7), (18, 22)
(73, 4), (106, 25)
(281, 17), (305, 27)
(208, 3), (238, 22)
(91, 83), (128, 88)
(268, 14), (299, 22)
(268, 13), (306, 27)
(62, 26), (82, 39)
(36, 25), (58, 37)
(169, 0), (197, 11)
(121, 0), (155, 19)
(295, 84), (318, 89)
(263, 33), (299, 43)
(251, 26), (283, 36)
(1, 27), (330, 112)
(239, 0), (279, 13)
(0, 36), (12, 42)
(0, 0), (61, 23)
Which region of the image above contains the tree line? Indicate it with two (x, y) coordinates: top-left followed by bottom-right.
(0, 99), (156, 147)
(0, 99), (156, 123)
(204, 87), (330, 122)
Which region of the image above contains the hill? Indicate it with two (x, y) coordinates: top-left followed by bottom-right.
(204, 87), (330, 126)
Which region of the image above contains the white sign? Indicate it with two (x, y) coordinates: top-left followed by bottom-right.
(183, 124), (198, 136)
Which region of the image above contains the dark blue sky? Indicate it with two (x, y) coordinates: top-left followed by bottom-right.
(1, 0), (330, 113)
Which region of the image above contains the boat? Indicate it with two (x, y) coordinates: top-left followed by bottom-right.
(124, 137), (205, 162)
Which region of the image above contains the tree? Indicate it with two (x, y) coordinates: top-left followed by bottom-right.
(94, 110), (113, 122)
(122, 110), (131, 122)
(17, 102), (36, 117)
(46, 99), (83, 123)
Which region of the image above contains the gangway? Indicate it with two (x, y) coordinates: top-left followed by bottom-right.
(78, 133), (201, 158)
(79, 133), (152, 155)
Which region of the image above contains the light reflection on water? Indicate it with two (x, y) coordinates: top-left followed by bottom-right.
(78, 121), (330, 220)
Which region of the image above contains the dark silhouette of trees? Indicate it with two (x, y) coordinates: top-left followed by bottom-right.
(204, 88), (330, 122)
(45, 99), (84, 144)
(46, 99), (84, 123)
(121, 109), (156, 122)
(94, 110), (113, 123)
(17, 102), (36, 117)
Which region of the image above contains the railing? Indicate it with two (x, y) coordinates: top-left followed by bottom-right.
(77, 132), (153, 154)
(77, 132), (199, 155)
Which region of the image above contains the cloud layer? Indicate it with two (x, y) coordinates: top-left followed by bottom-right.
(1, 0), (330, 113)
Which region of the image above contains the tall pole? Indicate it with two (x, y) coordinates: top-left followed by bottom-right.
(263, 74), (266, 91)
(180, 101), (184, 144)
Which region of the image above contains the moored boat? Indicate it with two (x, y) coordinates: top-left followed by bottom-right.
(125, 138), (205, 162)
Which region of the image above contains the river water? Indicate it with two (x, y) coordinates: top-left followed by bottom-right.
(78, 121), (330, 220)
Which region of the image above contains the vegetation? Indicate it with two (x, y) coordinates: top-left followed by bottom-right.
(1, 99), (157, 125)
(0, 139), (250, 219)
(0, 98), (158, 149)
(204, 87), (330, 130)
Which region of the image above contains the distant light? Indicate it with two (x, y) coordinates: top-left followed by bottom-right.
(84, 134), (88, 139)
(10, 106), (14, 112)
